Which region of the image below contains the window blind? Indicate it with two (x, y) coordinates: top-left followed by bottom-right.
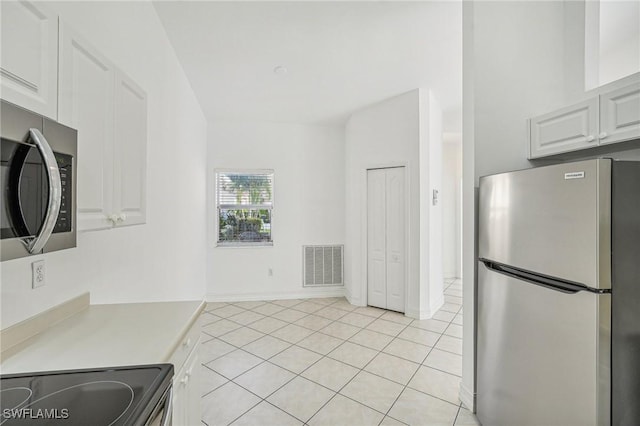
(216, 171), (274, 208)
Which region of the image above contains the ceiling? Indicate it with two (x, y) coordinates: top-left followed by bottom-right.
(153, 1), (462, 130)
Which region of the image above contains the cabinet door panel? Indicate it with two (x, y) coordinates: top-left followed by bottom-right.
(529, 99), (598, 158)
(172, 338), (201, 426)
(113, 72), (147, 226)
(600, 83), (640, 145)
(185, 345), (201, 425)
(0, 0), (58, 118)
(58, 24), (114, 231)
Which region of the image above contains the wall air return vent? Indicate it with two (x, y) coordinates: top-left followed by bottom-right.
(303, 245), (343, 287)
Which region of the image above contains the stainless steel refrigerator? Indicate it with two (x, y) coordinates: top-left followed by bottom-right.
(477, 159), (640, 426)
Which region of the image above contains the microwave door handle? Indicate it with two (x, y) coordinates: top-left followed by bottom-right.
(23, 128), (61, 254)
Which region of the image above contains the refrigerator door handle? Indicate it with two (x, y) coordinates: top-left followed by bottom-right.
(479, 259), (610, 295)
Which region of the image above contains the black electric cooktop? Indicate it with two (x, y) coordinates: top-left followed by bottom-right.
(0, 364), (173, 426)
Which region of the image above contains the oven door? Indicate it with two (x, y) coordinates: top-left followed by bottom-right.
(145, 386), (173, 426)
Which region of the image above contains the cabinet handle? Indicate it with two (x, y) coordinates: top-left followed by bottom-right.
(599, 132), (608, 139)
(586, 135), (595, 142)
(108, 213), (126, 225)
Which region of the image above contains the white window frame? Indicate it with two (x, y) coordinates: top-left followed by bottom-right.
(215, 169), (274, 247)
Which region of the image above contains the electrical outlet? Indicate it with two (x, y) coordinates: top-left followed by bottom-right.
(32, 260), (45, 288)
(268, 267), (273, 277)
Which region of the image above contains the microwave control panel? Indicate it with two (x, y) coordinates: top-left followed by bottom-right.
(54, 152), (73, 233)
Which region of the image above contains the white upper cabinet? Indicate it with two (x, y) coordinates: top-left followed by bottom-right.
(529, 81), (640, 159)
(113, 72), (147, 227)
(0, 1), (58, 119)
(529, 99), (599, 158)
(599, 83), (640, 145)
(58, 25), (115, 231)
(58, 22), (147, 231)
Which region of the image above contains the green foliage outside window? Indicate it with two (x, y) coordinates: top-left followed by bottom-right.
(217, 172), (273, 244)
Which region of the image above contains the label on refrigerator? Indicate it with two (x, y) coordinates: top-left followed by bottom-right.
(564, 171), (585, 180)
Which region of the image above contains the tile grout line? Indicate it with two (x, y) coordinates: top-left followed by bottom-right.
(201, 291), (466, 425)
(203, 297), (372, 425)
(375, 282), (464, 424)
(303, 318), (417, 426)
(204, 307), (463, 389)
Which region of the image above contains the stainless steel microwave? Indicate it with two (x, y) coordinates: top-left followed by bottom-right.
(1, 100), (77, 261)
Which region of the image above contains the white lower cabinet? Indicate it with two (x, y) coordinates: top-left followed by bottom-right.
(0, 0), (58, 119)
(58, 22), (147, 231)
(169, 317), (201, 426)
(172, 340), (201, 426)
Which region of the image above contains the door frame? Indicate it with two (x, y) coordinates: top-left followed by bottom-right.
(362, 162), (411, 314)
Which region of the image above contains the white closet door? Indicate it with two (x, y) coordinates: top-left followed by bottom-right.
(367, 167), (406, 313)
(367, 169), (387, 309)
(385, 167), (405, 312)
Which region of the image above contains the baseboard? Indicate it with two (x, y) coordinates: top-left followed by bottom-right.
(429, 293), (445, 317)
(1, 292), (90, 357)
(405, 307), (430, 320)
(459, 383), (476, 412)
(207, 287), (346, 302)
(343, 285), (362, 306)
(405, 293), (445, 320)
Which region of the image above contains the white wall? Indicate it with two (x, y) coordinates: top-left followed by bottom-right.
(422, 91), (445, 316)
(1, 1), (207, 328)
(443, 135), (462, 278)
(461, 0), (476, 410)
(598, 0), (640, 87)
(344, 89), (443, 319)
(207, 122), (345, 301)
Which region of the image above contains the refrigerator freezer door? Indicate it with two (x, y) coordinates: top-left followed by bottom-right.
(479, 159), (611, 290)
(477, 263), (611, 426)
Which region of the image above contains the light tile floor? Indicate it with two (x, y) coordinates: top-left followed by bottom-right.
(200, 279), (479, 426)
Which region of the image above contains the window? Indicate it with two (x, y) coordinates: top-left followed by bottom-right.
(216, 170), (274, 245)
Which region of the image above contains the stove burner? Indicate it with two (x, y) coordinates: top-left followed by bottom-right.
(0, 381), (134, 426)
(0, 364), (172, 426)
(0, 387), (33, 414)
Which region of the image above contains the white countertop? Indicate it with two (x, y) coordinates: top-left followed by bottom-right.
(0, 300), (204, 374)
